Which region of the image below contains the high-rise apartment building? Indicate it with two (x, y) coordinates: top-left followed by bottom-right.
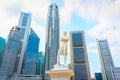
(97, 40), (114, 80)
(45, 3), (59, 70)
(0, 26), (21, 77)
(0, 37), (5, 65)
(17, 12), (31, 74)
(22, 28), (40, 75)
(70, 31), (91, 80)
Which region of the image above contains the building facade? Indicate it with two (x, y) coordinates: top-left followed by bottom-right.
(38, 52), (44, 75)
(95, 73), (103, 80)
(70, 31), (91, 80)
(0, 26), (21, 77)
(111, 68), (120, 80)
(22, 28), (40, 75)
(17, 12), (31, 74)
(10, 75), (42, 80)
(0, 37), (5, 65)
(97, 40), (114, 80)
(45, 3), (59, 70)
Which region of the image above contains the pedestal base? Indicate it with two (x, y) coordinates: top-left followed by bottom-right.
(46, 69), (74, 80)
(52, 64), (69, 70)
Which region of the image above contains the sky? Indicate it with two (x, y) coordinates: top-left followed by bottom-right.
(0, 0), (120, 78)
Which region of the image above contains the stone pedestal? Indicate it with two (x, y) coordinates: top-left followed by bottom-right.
(46, 69), (74, 80)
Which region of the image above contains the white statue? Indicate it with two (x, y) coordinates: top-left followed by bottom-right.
(57, 31), (69, 66)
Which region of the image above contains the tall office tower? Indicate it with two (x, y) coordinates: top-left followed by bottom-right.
(95, 73), (103, 80)
(45, 3), (59, 70)
(38, 52), (44, 75)
(111, 67), (120, 80)
(0, 26), (21, 77)
(22, 28), (40, 75)
(97, 40), (114, 80)
(17, 12), (31, 74)
(0, 37), (5, 65)
(70, 31), (91, 80)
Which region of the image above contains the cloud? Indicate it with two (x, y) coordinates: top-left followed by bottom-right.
(0, 0), (49, 52)
(2, 0), (50, 21)
(20, 0), (50, 21)
(0, 7), (18, 38)
(60, 0), (120, 27)
(60, 0), (74, 24)
(57, 0), (120, 69)
(87, 43), (98, 54)
(85, 0), (120, 39)
(85, 0), (120, 67)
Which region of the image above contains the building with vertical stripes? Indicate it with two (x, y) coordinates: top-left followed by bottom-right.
(45, 3), (59, 70)
(70, 31), (91, 80)
(17, 12), (31, 74)
(97, 39), (114, 80)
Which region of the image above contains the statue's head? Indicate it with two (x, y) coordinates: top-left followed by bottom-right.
(63, 31), (67, 37)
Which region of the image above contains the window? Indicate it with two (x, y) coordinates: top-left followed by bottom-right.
(73, 48), (85, 62)
(74, 64), (88, 80)
(20, 28), (25, 39)
(72, 32), (83, 47)
(103, 56), (112, 62)
(17, 27), (20, 30)
(101, 49), (110, 55)
(100, 41), (108, 49)
(22, 16), (28, 26)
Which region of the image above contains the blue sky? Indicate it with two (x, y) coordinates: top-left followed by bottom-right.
(0, 0), (120, 78)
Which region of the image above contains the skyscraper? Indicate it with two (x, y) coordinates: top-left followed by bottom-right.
(45, 3), (59, 70)
(97, 40), (114, 80)
(17, 12), (31, 74)
(22, 28), (40, 75)
(0, 37), (5, 65)
(0, 26), (21, 77)
(70, 31), (91, 80)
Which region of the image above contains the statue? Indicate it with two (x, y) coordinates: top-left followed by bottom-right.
(56, 31), (69, 66)
(46, 32), (74, 80)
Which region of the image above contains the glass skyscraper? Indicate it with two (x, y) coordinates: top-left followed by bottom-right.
(97, 40), (114, 80)
(0, 26), (21, 77)
(70, 31), (91, 80)
(45, 3), (59, 70)
(17, 12), (31, 74)
(0, 37), (5, 66)
(22, 28), (40, 75)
